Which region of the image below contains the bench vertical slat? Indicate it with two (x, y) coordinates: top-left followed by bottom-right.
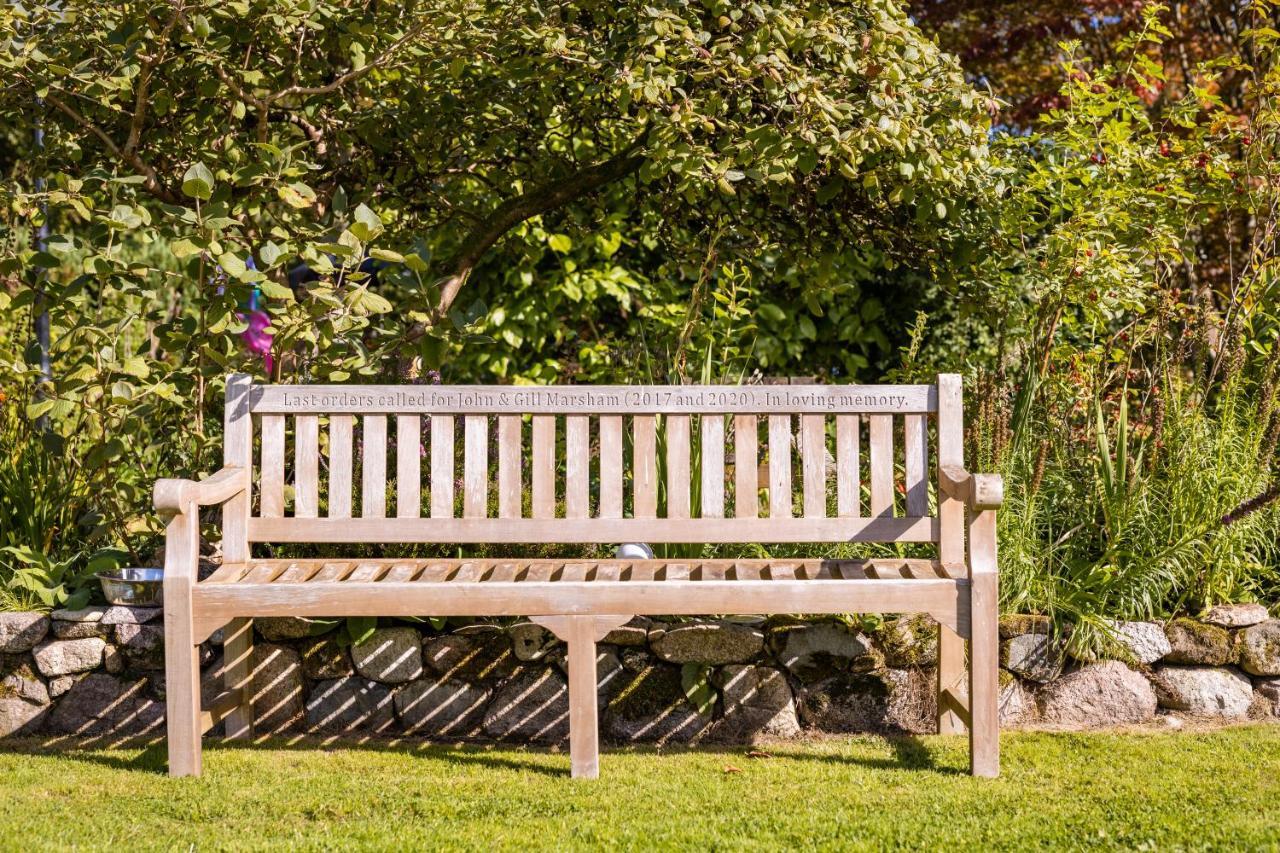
(464, 415), (488, 518)
(666, 414), (691, 518)
(835, 414), (860, 518)
(396, 415), (421, 519)
(800, 414), (826, 518)
(497, 415), (522, 519)
(768, 415), (792, 518)
(700, 414), (725, 519)
(633, 415), (657, 518)
(222, 374), (253, 561)
(294, 416), (319, 518)
(599, 415), (623, 518)
(328, 415), (354, 519)
(734, 415), (758, 519)
(565, 415), (590, 518)
(869, 414), (894, 518)
(260, 414), (285, 518)
(904, 413), (929, 517)
(361, 415), (387, 518)
(532, 415), (556, 518)
(431, 415), (455, 518)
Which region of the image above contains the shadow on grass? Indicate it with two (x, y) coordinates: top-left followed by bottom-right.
(0, 732), (964, 778)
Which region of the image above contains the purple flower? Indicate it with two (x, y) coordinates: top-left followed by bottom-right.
(239, 308), (274, 373)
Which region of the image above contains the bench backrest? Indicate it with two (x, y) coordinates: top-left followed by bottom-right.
(220, 375), (965, 554)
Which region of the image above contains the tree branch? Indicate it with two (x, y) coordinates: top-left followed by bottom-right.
(124, 5), (184, 155)
(267, 14), (434, 102)
(404, 143), (648, 342)
(42, 92), (178, 203)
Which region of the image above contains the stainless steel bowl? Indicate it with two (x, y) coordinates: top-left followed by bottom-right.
(97, 568), (164, 606)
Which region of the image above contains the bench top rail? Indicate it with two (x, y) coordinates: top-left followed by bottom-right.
(224, 376), (963, 547)
(247, 383), (937, 415)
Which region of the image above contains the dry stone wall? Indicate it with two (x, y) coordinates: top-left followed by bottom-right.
(2, 605), (1278, 743)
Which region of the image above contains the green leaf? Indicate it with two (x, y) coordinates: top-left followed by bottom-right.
(217, 252), (247, 279)
(277, 182), (316, 209)
(680, 663), (716, 718)
(121, 356), (150, 379)
(170, 237), (203, 259)
(349, 203), (384, 241)
(257, 279), (295, 301)
(25, 399), (56, 420)
(259, 241), (286, 267)
(548, 233), (573, 253)
(182, 162), (214, 201)
(356, 287), (393, 314)
(346, 616), (378, 645)
(758, 303), (786, 324)
(369, 248), (405, 264)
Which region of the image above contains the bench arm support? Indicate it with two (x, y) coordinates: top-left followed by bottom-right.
(939, 466), (1001, 577)
(154, 466), (249, 515)
(154, 466), (249, 583)
(939, 466), (1003, 512)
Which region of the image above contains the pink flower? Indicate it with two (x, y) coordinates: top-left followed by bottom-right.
(239, 308), (274, 373)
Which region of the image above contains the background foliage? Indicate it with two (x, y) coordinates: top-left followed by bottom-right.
(1, 0), (1278, 635)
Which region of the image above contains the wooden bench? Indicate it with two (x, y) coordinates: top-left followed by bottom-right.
(154, 374), (1002, 778)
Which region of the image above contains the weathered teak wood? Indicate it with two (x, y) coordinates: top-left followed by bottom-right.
(666, 415), (691, 519)
(701, 415), (725, 519)
(935, 374), (968, 738)
(328, 416), (354, 519)
(497, 416), (522, 519)
(532, 415), (556, 518)
(430, 415), (455, 518)
(531, 614), (631, 779)
(294, 416), (319, 518)
(768, 415), (791, 518)
(397, 415), (421, 519)
(734, 415), (758, 519)
(464, 415), (488, 519)
(633, 416), (657, 518)
(158, 374), (1001, 780)
(599, 416), (623, 518)
(362, 415), (387, 519)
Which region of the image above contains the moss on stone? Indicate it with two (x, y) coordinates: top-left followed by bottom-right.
(999, 614), (1052, 639)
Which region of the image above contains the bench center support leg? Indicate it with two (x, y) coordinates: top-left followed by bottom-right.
(531, 615), (631, 779)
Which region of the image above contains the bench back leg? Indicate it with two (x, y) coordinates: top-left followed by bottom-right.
(222, 618), (255, 739)
(936, 624), (967, 735)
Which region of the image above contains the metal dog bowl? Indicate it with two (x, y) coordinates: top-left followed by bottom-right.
(97, 568), (164, 606)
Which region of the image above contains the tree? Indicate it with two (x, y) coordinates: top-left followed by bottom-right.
(2, 0), (995, 376)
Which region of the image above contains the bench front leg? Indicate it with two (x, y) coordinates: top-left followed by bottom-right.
(966, 478), (1001, 779)
(162, 505), (202, 777)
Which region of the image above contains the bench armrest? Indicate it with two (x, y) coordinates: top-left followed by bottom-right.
(154, 466), (249, 515)
(939, 466), (1003, 511)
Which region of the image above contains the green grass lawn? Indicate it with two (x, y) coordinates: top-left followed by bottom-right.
(1, 726), (1277, 850)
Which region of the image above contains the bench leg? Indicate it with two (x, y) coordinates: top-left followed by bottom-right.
(936, 623), (967, 735)
(165, 619), (203, 777)
(564, 617), (600, 779)
(968, 572), (999, 777)
(531, 615), (631, 779)
(222, 618), (254, 740)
